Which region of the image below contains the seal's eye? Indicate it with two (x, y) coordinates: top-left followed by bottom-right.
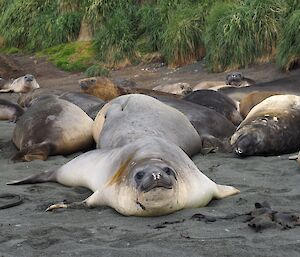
(91, 78), (97, 83)
(135, 171), (145, 181)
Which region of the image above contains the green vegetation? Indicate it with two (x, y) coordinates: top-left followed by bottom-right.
(37, 42), (94, 72)
(0, 0), (299, 72)
(277, 9), (300, 71)
(85, 64), (110, 77)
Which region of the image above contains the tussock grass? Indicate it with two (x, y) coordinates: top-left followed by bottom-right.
(85, 64), (110, 77)
(205, 0), (288, 72)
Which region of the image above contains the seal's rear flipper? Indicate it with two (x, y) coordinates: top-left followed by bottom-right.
(11, 143), (55, 162)
(6, 169), (57, 185)
(214, 184), (240, 199)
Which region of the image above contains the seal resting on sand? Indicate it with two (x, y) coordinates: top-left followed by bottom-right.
(239, 91), (281, 118)
(79, 76), (180, 101)
(93, 94), (202, 156)
(7, 137), (239, 216)
(12, 96), (94, 161)
(0, 74), (40, 93)
(0, 99), (24, 122)
(226, 72), (255, 87)
(183, 90), (242, 126)
(153, 82), (192, 95)
(231, 94), (300, 156)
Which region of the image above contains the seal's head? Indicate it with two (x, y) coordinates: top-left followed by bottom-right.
(231, 125), (266, 157)
(226, 72), (244, 86)
(79, 77), (120, 101)
(108, 157), (183, 216)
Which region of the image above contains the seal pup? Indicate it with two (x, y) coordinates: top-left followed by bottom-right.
(183, 90), (242, 126)
(0, 99), (24, 122)
(0, 74), (40, 93)
(7, 137), (240, 216)
(79, 76), (180, 101)
(93, 94), (202, 156)
(226, 72), (256, 87)
(231, 94), (300, 156)
(153, 82), (192, 95)
(12, 96), (94, 161)
(239, 91), (281, 118)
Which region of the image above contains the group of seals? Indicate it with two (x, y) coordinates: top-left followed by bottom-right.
(0, 74), (39, 93)
(7, 93), (239, 216)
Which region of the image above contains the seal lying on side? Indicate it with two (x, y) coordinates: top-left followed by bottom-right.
(12, 96), (94, 161)
(239, 91), (281, 118)
(7, 137), (239, 216)
(183, 90), (242, 126)
(0, 99), (24, 122)
(0, 74), (40, 93)
(93, 94), (202, 156)
(231, 94), (300, 157)
(153, 82), (192, 95)
(155, 96), (236, 152)
(79, 76), (180, 101)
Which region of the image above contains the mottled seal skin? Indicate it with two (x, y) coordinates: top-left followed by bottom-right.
(183, 90), (242, 126)
(239, 91), (281, 118)
(7, 137), (239, 216)
(231, 95), (300, 157)
(154, 96), (236, 152)
(0, 74), (40, 93)
(0, 99), (24, 122)
(226, 72), (256, 87)
(12, 97), (94, 162)
(219, 73), (300, 101)
(79, 76), (180, 101)
(93, 94), (202, 157)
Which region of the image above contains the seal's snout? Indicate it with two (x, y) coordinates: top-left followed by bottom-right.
(79, 81), (89, 89)
(135, 166), (176, 193)
(24, 74), (34, 82)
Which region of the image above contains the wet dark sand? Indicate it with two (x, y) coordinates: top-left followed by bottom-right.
(1, 120), (300, 257)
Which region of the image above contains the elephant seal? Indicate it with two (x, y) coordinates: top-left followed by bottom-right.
(0, 74), (40, 93)
(0, 99), (24, 122)
(79, 76), (180, 101)
(226, 72), (256, 87)
(218, 73), (300, 101)
(239, 91), (281, 118)
(231, 94), (300, 156)
(93, 94), (202, 156)
(12, 96), (94, 161)
(7, 136), (239, 216)
(183, 90), (242, 126)
(153, 82), (192, 95)
(60, 92), (106, 119)
(155, 96), (236, 152)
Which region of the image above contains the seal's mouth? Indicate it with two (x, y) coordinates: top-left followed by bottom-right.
(141, 180), (173, 193)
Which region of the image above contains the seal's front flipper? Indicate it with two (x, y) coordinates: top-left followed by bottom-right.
(46, 201), (88, 212)
(11, 143), (55, 162)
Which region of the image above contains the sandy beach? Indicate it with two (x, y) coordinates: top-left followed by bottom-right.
(0, 55), (300, 256)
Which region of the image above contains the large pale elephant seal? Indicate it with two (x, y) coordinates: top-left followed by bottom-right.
(183, 90), (242, 126)
(12, 96), (94, 161)
(7, 137), (239, 216)
(93, 94), (202, 156)
(0, 99), (24, 122)
(79, 76), (180, 101)
(0, 74), (40, 93)
(231, 94), (300, 156)
(239, 91), (281, 118)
